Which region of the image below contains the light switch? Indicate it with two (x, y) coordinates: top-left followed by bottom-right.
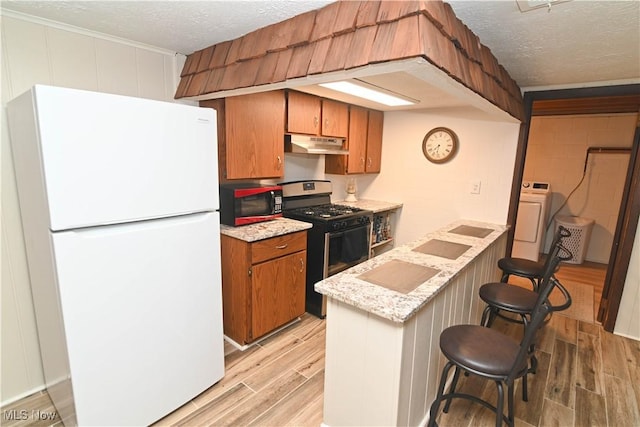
(470, 180), (481, 194)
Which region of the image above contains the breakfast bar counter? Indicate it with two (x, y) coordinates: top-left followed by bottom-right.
(315, 219), (508, 427)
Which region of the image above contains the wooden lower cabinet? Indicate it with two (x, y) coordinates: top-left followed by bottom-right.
(221, 231), (307, 345)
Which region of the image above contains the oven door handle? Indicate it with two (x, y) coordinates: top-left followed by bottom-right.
(323, 233), (330, 279)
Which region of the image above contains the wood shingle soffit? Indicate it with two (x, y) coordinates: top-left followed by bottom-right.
(175, 0), (524, 121)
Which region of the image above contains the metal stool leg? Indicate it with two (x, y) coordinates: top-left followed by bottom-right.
(443, 367), (462, 413)
(428, 361), (455, 427)
(507, 381), (516, 427)
(495, 381), (504, 427)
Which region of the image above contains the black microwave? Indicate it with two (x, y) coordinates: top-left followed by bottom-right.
(219, 184), (283, 226)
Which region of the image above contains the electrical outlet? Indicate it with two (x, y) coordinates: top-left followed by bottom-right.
(470, 180), (481, 194)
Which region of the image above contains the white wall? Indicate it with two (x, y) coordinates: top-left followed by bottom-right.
(614, 217), (640, 340)
(1, 11), (184, 405)
(328, 110), (520, 246)
(524, 114), (637, 263)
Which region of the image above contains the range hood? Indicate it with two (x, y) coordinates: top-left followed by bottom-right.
(285, 134), (348, 155)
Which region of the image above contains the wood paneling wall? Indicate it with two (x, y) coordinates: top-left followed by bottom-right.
(532, 95), (640, 116)
(175, 0), (524, 120)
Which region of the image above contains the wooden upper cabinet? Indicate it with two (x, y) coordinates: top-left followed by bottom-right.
(346, 106), (368, 174)
(287, 91), (348, 138)
(321, 99), (349, 138)
(365, 109), (383, 173)
(325, 107), (384, 175)
(287, 91), (321, 135)
(201, 91), (285, 180)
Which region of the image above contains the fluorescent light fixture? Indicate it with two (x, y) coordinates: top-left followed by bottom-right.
(318, 81), (415, 107)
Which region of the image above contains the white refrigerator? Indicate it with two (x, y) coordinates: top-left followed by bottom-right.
(8, 85), (225, 426)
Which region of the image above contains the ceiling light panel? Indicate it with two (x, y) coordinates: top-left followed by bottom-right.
(318, 81), (416, 107)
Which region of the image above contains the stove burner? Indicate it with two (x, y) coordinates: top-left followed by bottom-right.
(288, 203), (364, 220)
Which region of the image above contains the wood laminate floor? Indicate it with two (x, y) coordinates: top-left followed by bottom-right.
(3, 261), (638, 427)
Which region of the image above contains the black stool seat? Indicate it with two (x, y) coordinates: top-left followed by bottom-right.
(497, 258), (544, 281)
(498, 227), (571, 291)
(440, 325), (528, 377)
(479, 282), (538, 313)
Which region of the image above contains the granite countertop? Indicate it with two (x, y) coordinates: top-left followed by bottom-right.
(220, 217), (312, 242)
(314, 219), (508, 323)
(335, 199), (403, 213)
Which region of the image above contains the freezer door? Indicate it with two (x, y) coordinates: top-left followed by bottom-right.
(24, 85), (218, 230)
(51, 212), (224, 426)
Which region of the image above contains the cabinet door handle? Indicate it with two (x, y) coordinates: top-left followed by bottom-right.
(324, 118), (329, 128)
(360, 157), (365, 166)
(277, 155), (282, 169)
(275, 244), (288, 249)
(299, 258), (305, 272)
(313, 116), (319, 128)
(367, 157), (372, 167)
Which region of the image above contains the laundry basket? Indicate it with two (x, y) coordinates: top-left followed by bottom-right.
(554, 215), (594, 264)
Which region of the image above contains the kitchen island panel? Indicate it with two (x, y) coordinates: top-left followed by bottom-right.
(398, 303), (430, 427)
(323, 299), (404, 426)
(321, 229), (507, 427)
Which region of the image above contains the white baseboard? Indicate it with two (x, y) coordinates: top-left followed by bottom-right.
(0, 385), (46, 408)
(223, 317), (302, 351)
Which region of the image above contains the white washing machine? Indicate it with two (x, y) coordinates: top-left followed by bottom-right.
(512, 181), (552, 262)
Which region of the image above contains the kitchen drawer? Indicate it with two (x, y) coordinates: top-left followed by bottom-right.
(251, 231), (307, 264)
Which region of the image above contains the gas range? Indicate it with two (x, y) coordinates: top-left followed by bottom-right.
(285, 203), (371, 231)
(287, 203), (363, 218)
(279, 180), (373, 318)
(280, 180), (372, 231)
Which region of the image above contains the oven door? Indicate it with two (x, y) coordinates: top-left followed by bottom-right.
(324, 222), (371, 278)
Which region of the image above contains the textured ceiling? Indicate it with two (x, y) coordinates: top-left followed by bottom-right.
(1, 0), (639, 89)
(1, 1), (335, 53)
(447, 0), (640, 89)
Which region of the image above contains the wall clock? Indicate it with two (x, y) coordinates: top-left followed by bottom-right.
(422, 127), (459, 163)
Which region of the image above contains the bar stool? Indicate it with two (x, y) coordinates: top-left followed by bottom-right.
(481, 234), (572, 329)
(498, 226), (571, 291)
(478, 242), (573, 401)
(427, 271), (571, 427)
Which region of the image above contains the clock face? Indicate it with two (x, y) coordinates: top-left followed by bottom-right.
(422, 127), (458, 163)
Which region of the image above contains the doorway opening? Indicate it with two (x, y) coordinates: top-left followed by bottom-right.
(506, 84), (640, 332)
